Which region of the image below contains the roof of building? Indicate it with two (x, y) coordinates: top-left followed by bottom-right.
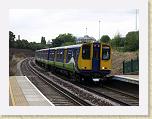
(76, 35), (96, 42)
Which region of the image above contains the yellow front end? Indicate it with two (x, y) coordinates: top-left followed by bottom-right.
(77, 43), (111, 77)
(100, 44), (112, 71)
(78, 43), (92, 70)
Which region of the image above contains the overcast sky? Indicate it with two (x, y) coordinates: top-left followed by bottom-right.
(9, 9), (139, 43)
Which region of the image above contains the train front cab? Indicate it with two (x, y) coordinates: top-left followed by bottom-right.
(77, 42), (111, 80)
(100, 44), (111, 75)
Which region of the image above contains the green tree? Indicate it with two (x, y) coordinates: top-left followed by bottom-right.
(29, 42), (38, 50)
(52, 33), (76, 47)
(9, 31), (15, 48)
(124, 31), (139, 51)
(100, 35), (110, 43)
(119, 37), (125, 47)
(14, 39), (29, 49)
(15, 40), (22, 48)
(41, 36), (46, 45)
(61, 42), (75, 46)
(21, 39), (29, 49)
(111, 33), (121, 48)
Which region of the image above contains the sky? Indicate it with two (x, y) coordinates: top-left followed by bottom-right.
(9, 9), (139, 43)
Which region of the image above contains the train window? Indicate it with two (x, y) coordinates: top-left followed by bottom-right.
(60, 50), (63, 59)
(45, 50), (48, 59)
(73, 49), (76, 59)
(52, 52), (54, 59)
(50, 50), (55, 60)
(76, 49), (80, 56)
(67, 49), (72, 62)
(57, 50), (60, 59)
(42, 51), (44, 58)
(82, 44), (91, 59)
(102, 47), (110, 60)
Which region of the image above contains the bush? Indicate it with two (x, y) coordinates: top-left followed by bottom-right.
(100, 35), (110, 43)
(124, 31), (139, 51)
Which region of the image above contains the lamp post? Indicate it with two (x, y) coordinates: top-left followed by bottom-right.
(86, 26), (87, 35)
(135, 9), (138, 31)
(99, 20), (101, 40)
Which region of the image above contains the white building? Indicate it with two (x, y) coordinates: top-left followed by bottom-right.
(76, 35), (96, 44)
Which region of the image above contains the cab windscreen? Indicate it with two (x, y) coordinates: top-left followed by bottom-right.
(102, 46), (110, 60)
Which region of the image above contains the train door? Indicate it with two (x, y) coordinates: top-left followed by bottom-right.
(92, 43), (100, 71)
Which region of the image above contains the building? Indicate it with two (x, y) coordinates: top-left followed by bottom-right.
(76, 35), (96, 44)
(47, 40), (52, 45)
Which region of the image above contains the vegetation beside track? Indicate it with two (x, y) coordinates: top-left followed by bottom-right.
(111, 49), (138, 75)
(9, 48), (34, 75)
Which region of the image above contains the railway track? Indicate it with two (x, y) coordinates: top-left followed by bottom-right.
(21, 58), (92, 106)
(73, 82), (139, 106)
(22, 58), (119, 106)
(21, 58), (139, 106)
(33, 58), (139, 106)
(51, 71), (139, 105)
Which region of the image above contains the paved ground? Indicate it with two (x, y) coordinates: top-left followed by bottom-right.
(9, 76), (54, 106)
(113, 75), (139, 85)
(114, 75), (139, 80)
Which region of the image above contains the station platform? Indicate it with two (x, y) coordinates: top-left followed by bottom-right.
(9, 76), (54, 106)
(112, 75), (139, 85)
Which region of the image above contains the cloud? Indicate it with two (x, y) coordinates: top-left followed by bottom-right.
(9, 9), (138, 42)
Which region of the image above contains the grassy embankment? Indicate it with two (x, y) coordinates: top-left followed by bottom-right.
(111, 49), (139, 75)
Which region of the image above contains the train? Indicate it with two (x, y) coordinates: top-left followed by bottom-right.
(35, 42), (112, 82)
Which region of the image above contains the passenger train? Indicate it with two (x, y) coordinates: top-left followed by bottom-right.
(35, 42), (112, 81)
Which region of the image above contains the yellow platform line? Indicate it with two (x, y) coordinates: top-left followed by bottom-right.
(9, 82), (15, 106)
(9, 76), (29, 106)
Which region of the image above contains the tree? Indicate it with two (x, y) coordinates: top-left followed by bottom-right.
(41, 36), (46, 45)
(124, 31), (139, 51)
(21, 39), (29, 49)
(14, 39), (29, 49)
(111, 33), (122, 48)
(100, 35), (110, 43)
(61, 42), (75, 46)
(119, 37), (125, 47)
(52, 33), (76, 47)
(9, 31), (15, 48)
(15, 40), (22, 48)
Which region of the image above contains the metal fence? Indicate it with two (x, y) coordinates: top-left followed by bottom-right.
(123, 56), (139, 74)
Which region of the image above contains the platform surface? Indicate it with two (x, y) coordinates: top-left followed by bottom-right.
(9, 76), (54, 106)
(113, 75), (139, 85)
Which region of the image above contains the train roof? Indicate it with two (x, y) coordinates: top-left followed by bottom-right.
(53, 44), (82, 50)
(35, 48), (50, 52)
(35, 42), (108, 52)
(36, 44), (83, 52)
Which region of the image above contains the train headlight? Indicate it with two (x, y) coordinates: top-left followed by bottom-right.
(102, 67), (105, 69)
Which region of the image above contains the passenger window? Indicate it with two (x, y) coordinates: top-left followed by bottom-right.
(52, 52), (54, 59)
(57, 50), (60, 59)
(67, 50), (72, 62)
(60, 50), (63, 59)
(73, 49), (76, 59)
(50, 51), (55, 60)
(82, 45), (91, 59)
